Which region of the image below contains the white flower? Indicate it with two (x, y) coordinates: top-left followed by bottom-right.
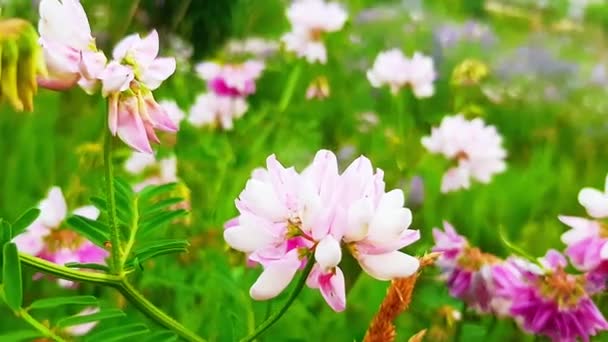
(367, 49), (436, 97)
(578, 174), (608, 219)
(422, 114), (507, 192)
(281, 0), (348, 64)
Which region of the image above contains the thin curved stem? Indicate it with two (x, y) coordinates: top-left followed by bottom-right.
(239, 257), (316, 342)
(19, 253), (121, 286)
(118, 280), (206, 342)
(104, 129), (122, 274)
(17, 308), (67, 342)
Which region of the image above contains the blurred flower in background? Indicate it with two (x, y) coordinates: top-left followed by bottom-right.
(367, 49), (436, 97)
(12, 187), (108, 288)
(281, 0), (348, 64)
(422, 114), (507, 193)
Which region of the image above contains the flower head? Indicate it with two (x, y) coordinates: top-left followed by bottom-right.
(281, 0), (348, 64)
(422, 114), (506, 193)
(432, 222), (504, 313)
(498, 250), (608, 341)
(37, 0), (107, 93)
(367, 49), (436, 97)
(101, 30), (177, 153)
(224, 150), (420, 311)
(12, 187), (108, 287)
(196, 60), (264, 97)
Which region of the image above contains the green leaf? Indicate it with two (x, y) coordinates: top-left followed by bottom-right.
(140, 197), (184, 216)
(278, 63), (302, 112)
(141, 331), (178, 342)
(139, 209), (188, 236)
(0, 330), (43, 341)
(66, 215), (110, 247)
(86, 323), (149, 342)
(134, 239), (189, 255)
(56, 308), (126, 328)
(90, 196), (107, 211)
(29, 295), (98, 310)
(11, 208), (40, 236)
(0, 219), (12, 246)
(3, 242), (23, 310)
(138, 183), (178, 203)
(64, 262), (110, 272)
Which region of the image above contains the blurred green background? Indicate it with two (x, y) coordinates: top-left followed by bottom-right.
(3, 0), (608, 340)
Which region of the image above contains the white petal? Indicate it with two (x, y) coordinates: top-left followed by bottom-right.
(223, 225), (275, 253)
(367, 207), (412, 244)
(39, 187), (68, 227)
(359, 251), (419, 280)
(72, 206), (100, 220)
(600, 242), (608, 260)
(344, 198), (374, 242)
(250, 251), (301, 300)
(314, 235), (342, 270)
(579, 188), (608, 219)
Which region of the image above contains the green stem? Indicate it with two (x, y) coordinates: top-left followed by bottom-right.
(104, 129), (122, 274)
(120, 196), (139, 267)
(17, 308), (67, 342)
(118, 280), (206, 342)
(19, 253), (121, 286)
(239, 257), (316, 342)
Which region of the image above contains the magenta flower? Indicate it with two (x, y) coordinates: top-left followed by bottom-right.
(432, 222), (503, 313)
(422, 114), (507, 193)
(224, 150), (420, 312)
(100, 30), (177, 153)
(195, 60), (264, 97)
(37, 0), (107, 92)
(12, 187), (108, 288)
(498, 250), (608, 342)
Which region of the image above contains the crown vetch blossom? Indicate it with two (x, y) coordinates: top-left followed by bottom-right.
(12, 187), (108, 287)
(195, 60), (264, 97)
(100, 30), (177, 153)
(188, 92), (248, 130)
(224, 150), (420, 311)
(37, 0), (107, 92)
(496, 250), (608, 342)
(367, 49), (436, 98)
(281, 0), (348, 64)
(422, 114), (506, 193)
(432, 222), (505, 314)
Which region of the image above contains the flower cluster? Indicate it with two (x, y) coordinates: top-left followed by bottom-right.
(37, 0), (179, 153)
(367, 49), (436, 98)
(189, 60), (264, 130)
(422, 114), (507, 193)
(13, 187), (108, 287)
(432, 223), (608, 341)
(224, 150), (420, 311)
(281, 0), (348, 64)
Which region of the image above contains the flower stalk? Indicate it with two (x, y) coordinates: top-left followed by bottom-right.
(239, 256), (316, 342)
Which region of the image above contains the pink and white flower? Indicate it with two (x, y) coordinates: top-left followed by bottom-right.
(37, 0), (107, 92)
(281, 0), (348, 64)
(224, 150), (420, 311)
(188, 92), (248, 130)
(100, 30), (177, 153)
(367, 49), (436, 97)
(12, 187), (108, 287)
(422, 114), (506, 193)
(195, 60), (265, 97)
(158, 100), (186, 127)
